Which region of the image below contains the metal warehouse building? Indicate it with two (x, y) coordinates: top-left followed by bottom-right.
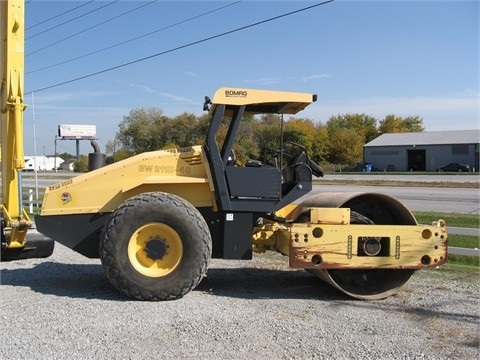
(363, 130), (480, 172)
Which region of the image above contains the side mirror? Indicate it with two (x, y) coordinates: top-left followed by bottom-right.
(203, 96), (212, 111)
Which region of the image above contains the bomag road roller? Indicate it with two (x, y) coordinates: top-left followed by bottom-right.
(1, 0), (446, 300)
(30, 87), (448, 300)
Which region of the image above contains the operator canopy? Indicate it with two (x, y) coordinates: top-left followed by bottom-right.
(206, 87), (317, 116)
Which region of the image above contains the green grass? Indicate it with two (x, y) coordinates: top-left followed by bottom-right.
(446, 234), (479, 268)
(413, 211), (479, 228)
(448, 234), (479, 249)
(413, 211), (479, 269)
(447, 254), (479, 268)
(439, 262), (480, 275)
(443, 235), (479, 267)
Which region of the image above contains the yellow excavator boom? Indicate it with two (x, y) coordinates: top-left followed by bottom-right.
(0, 0), (31, 250)
(1, 0), (52, 261)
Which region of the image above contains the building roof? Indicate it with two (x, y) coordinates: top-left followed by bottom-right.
(24, 156), (64, 162)
(365, 130), (480, 147)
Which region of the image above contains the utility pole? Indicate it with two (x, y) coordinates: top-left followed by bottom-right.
(54, 135), (57, 172)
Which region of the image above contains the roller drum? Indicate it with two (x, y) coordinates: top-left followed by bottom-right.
(301, 192), (417, 300)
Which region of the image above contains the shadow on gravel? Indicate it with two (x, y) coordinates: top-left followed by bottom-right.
(0, 261), (125, 301)
(196, 267), (351, 301)
(1, 261), (352, 301)
(329, 292), (480, 328)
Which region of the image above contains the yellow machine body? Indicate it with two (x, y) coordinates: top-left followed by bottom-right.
(40, 145), (216, 215)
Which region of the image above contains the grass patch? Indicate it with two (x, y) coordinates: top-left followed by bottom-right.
(435, 262), (479, 276)
(413, 211), (480, 228)
(448, 234), (479, 249)
(423, 265), (479, 284)
(447, 254), (479, 268)
(413, 211), (479, 269)
(446, 234), (479, 268)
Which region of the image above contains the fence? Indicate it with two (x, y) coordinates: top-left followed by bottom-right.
(446, 227), (480, 257)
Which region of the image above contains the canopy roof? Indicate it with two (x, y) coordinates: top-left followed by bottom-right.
(210, 87), (317, 115)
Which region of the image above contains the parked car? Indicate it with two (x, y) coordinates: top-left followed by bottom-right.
(437, 162), (470, 172)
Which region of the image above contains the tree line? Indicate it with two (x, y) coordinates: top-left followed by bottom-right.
(69, 108), (424, 172)
(103, 108), (423, 168)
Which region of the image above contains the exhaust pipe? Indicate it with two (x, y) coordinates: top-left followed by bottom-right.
(88, 140), (106, 171)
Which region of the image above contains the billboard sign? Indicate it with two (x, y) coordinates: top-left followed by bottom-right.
(58, 124), (97, 140)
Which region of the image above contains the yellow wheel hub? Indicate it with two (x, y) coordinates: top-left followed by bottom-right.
(127, 223), (183, 277)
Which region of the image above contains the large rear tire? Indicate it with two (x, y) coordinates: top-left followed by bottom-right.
(99, 192), (212, 300)
(300, 192), (416, 300)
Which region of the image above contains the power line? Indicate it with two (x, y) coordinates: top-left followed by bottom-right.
(27, 0), (96, 31)
(30, 0), (335, 94)
(27, 1), (159, 57)
(28, 1), (158, 57)
(28, 1), (244, 74)
(27, 0), (120, 41)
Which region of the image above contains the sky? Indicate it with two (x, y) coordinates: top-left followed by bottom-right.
(20, 0), (479, 156)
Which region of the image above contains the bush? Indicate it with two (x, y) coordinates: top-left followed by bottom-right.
(73, 156), (88, 172)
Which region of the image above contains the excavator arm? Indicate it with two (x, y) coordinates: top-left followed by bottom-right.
(1, 0), (53, 260)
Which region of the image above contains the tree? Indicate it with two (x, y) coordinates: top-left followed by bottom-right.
(232, 115), (260, 164)
(378, 115), (425, 134)
(402, 115), (425, 133)
(326, 128), (364, 164)
(108, 104), (427, 169)
(116, 107), (167, 154)
(73, 155), (88, 173)
(254, 114), (282, 156)
(212, 114), (260, 165)
(112, 108), (210, 157)
(57, 152), (74, 161)
(159, 112), (201, 149)
(311, 123), (329, 164)
(284, 118), (316, 151)
(105, 147), (131, 164)
(326, 113), (378, 143)
(325, 113), (377, 165)
(281, 117), (319, 166)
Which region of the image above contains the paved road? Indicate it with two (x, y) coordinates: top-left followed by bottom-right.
(308, 184), (480, 214)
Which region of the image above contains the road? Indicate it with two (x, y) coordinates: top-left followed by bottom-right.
(309, 184), (480, 214)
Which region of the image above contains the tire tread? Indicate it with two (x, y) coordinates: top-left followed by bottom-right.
(100, 192), (212, 301)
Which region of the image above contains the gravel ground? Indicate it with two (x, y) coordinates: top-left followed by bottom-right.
(1, 243), (479, 360)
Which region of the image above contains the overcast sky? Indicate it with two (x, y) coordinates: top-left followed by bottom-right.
(23, 0), (479, 156)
